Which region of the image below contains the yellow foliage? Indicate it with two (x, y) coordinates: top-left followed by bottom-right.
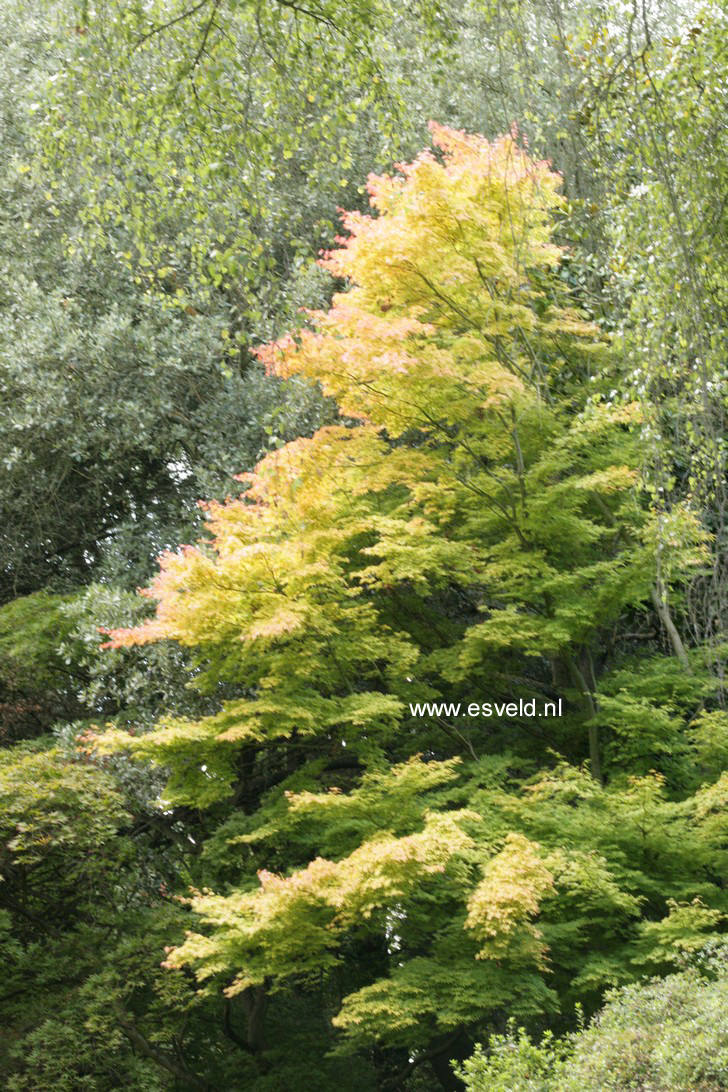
(465, 833), (554, 966)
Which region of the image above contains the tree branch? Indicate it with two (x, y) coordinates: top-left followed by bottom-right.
(118, 1011), (212, 1091)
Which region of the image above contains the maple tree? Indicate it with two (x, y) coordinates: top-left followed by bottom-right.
(1, 1), (726, 1086)
(95, 125), (724, 1085)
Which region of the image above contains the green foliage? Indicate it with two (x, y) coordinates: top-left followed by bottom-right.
(0, 742), (127, 872)
(0, 1), (334, 601)
(578, 6), (728, 656)
(563, 953), (728, 1091)
(1, 1), (726, 1088)
(86, 126), (725, 1084)
(0, 593), (83, 739)
(40, 0), (448, 306)
(459, 949), (728, 1091)
(456, 1022), (571, 1091)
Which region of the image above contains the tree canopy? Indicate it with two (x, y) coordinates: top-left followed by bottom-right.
(1, 1), (726, 1088)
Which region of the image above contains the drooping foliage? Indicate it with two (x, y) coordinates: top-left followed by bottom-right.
(40, 0), (449, 307)
(584, 11), (728, 660)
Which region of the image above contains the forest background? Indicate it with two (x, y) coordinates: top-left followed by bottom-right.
(0, 0), (727, 1088)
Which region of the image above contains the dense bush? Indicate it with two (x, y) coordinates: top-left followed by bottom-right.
(459, 951), (728, 1091)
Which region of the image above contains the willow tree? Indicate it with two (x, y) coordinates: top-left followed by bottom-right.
(40, 0), (450, 319)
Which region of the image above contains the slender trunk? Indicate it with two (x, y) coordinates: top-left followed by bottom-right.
(650, 584), (691, 672)
(563, 652), (603, 784)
